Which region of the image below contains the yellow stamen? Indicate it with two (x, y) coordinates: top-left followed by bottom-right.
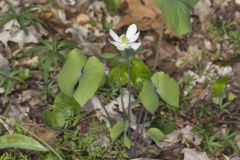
(121, 35), (127, 45)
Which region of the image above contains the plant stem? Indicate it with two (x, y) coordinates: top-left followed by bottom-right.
(117, 61), (126, 118)
(101, 103), (113, 127)
(130, 107), (144, 158)
(137, 112), (148, 146)
(153, 22), (164, 70)
(126, 50), (132, 132)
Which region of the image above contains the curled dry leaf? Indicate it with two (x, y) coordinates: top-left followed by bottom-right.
(181, 125), (201, 146)
(181, 148), (211, 160)
(28, 126), (57, 145)
(160, 125), (202, 148)
(236, 0), (240, 5)
(0, 20), (39, 51)
(56, 0), (76, 6)
(56, 0), (91, 13)
(14, 56), (39, 69)
(193, 0), (213, 24)
(76, 13), (90, 24)
(81, 89), (138, 126)
(117, 0), (162, 34)
(66, 24), (105, 56)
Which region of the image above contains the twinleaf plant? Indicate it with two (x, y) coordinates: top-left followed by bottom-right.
(58, 49), (104, 106)
(50, 24), (180, 158)
(42, 49), (105, 129)
(108, 24), (180, 157)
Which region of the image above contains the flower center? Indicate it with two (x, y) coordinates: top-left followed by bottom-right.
(121, 35), (127, 45)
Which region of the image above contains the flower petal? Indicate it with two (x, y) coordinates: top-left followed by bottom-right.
(126, 24), (137, 40)
(109, 40), (126, 51)
(129, 42), (141, 50)
(110, 29), (121, 42)
(128, 31), (140, 43)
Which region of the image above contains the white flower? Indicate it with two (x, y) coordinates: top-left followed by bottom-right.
(109, 24), (141, 51)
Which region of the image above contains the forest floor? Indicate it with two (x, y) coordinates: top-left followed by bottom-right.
(0, 0), (240, 159)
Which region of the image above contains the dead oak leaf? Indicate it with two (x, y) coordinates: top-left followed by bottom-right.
(117, 0), (162, 33)
(28, 125), (58, 144)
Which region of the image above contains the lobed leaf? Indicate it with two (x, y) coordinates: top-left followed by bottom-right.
(151, 72), (179, 109)
(139, 80), (159, 114)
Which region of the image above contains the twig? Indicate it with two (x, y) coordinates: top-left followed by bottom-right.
(99, 100), (113, 127)
(153, 22), (164, 70)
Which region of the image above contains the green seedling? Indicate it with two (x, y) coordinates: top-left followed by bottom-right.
(0, 69), (29, 96)
(212, 76), (234, 113)
(27, 36), (76, 84)
(0, 0), (42, 33)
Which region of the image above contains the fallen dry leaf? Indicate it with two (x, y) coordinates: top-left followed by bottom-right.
(117, 0), (162, 33)
(160, 125), (202, 148)
(0, 53), (10, 74)
(81, 89), (138, 127)
(76, 13), (90, 24)
(194, 0), (213, 24)
(0, 20), (39, 52)
(181, 148), (211, 160)
(28, 125), (58, 144)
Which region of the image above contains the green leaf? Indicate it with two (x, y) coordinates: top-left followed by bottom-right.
(105, 0), (121, 11)
(124, 134), (131, 149)
(151, 72), (179, 109)
(58, 49), (87, 96)
(151, 118), (175, 134)
(54, 92), (80, 113)
(110, 64), (128, 86)
(100, 53), (118, 59)
(139, 80), (159, 114)
(180, 0), (198, 7)
(0, 134), (48, 151)
(212, 76), (228, 97)
(110, 58), (152, 90)
(154, 0), (192, 35)
(147, 128), (165, 146)
(39, 153), (60, 160)
(58, 49), (104, 106)
(73, 56), (105, 106)
(42, 108), (66, 128)
(110, 121), (126, 142)
(131, 58), (152, 91)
